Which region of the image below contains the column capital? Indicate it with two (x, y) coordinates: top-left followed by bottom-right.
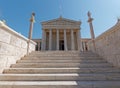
(88, 18), (94, 23)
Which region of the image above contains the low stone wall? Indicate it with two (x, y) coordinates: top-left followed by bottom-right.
(88, 20), (120, 67)
(0, 21), (36, 73)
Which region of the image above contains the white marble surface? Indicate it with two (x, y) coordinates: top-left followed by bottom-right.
(88, 21), (120, 67)
(0, 21), (36, 73)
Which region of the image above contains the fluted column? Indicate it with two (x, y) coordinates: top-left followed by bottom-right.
(56, 29), (59, 50)
(79, 29), (82, 51)
(71, 29), (75, 50)
(64, 29), (68, 51)
(49, 29), (52, 50)
(77, 29), (80, 51)
(41, 29), (46, 51)
(44, 31), (46, 50)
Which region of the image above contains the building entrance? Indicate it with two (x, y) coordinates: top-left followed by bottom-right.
(59, 40), (64, 50)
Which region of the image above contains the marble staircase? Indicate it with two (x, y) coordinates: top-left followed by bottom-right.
(0, 51), (120, 88)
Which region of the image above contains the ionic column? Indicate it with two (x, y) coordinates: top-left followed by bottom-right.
(64, 29), (68, 51)
(41, 29), (46, 51)
(49, 29), (52, 50)
(77, 29), (81, 51)
(56, 29), (59, 50)
(44, 32), (46, 50)
(71, 29), (75, 50)
(79, 29), (82, 51)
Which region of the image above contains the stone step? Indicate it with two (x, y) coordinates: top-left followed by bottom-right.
(31, 51), (79, 55)
(17, 59), (107, 63)
(29, 51), (98, 56)
(29, 54), (98, 57)
(0, 81), (120, 88)
(0, 73), (120, 81)
(3, 68), (120, 74)
(11, 63), (112, 68)
(31, 51), (80, 53)
(22, 56), (102, 60)
(29, 55), (98, 57)
(31, 51), (96, 55)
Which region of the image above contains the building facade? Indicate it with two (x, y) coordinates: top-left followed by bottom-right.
(41, 17), (82, 51)
(32, 17), (92, 51)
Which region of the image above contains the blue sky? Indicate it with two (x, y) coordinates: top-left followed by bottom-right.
(0, 0), (120, 39)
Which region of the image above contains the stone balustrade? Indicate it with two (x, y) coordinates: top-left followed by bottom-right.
(0, 21), (36, 73)
(88, 20), (120, 67)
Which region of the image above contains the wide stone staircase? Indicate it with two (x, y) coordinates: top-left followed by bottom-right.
(0, 51), (120, 88)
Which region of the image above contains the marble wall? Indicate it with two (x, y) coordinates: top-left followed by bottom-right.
(0, 21), (36, 73)
(88, 20), (120, 67)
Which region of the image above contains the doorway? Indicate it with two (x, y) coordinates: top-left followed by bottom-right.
(59, 40), (64, 50)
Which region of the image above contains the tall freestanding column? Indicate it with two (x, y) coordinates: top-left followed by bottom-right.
(64, 29), (68, 51)
(88, 11), (95, 39)
(71, 29), (75, 50)
(87, 11), (96, 51)
(27, 13), (35, 55)
(56, 29), (59, 50)
(49, 29), (52, 50)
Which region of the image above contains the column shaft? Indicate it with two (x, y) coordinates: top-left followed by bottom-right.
(41, 29), (45, 51)
(56, 29), (59, 50)
(71, 29), (75, 50)
(64, 29), (68, 51)
(77, 29), (81, 51)
(44, 31), (46, 50)
(49, 29), (52, 50)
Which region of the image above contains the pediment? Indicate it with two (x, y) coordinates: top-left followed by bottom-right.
(42, 17), (81, 25)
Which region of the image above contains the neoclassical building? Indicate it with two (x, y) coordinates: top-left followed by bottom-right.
(40, 16), (82, 51)
(32, 16), (92, 51)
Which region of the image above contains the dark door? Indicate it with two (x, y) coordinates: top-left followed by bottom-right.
(59, 40), (64, 50)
